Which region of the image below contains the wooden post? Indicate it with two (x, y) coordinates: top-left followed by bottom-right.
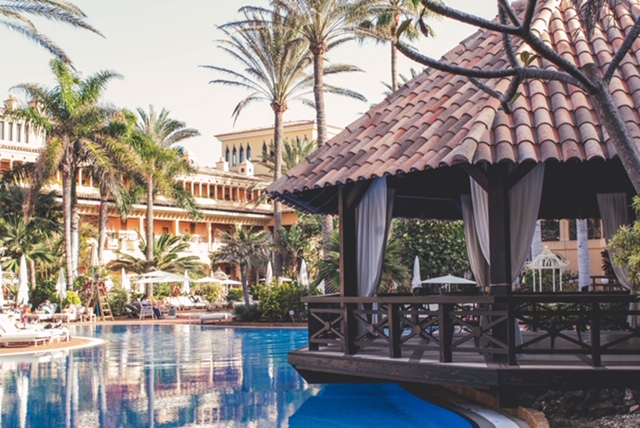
(591, 301), (602, 367)
(339, 186), (359, 355)
(388, 303), (401, 358)
(487, 164), (513, 363)
(439, 303), (454, 362)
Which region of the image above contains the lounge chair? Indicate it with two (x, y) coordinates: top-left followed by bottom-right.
(165, 296), (182, 310)
(177, 296), (195, 310)
(139, 301), (155, 319)
(0, 314), (69, 346)
(189, 295), (208, 310)
(52, 304), (82, 323)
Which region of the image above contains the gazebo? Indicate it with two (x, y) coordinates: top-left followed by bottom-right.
(525, 247), (570, 292)
(267, 0), (640, 405)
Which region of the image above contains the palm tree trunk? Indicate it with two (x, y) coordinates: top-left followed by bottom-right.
(29, 259), (36, 291)
(71, 202), (79, 279)
(391, 42), (398, 92)
(145, 175), (154, 297)
(311, 45), (334, 259)
(577, 219), (590, 290)
(273, 108), (284, 282)
(98, 181), (109, 265)
(62, 170), (74, 288)
(241, 263), (251, 312)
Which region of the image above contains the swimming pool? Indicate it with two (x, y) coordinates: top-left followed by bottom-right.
(0, 325), (472, 427)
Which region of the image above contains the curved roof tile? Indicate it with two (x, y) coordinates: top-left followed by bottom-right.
(268, 0), (640, 205)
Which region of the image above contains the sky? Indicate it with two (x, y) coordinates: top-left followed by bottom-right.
(0, 0), (497, 167)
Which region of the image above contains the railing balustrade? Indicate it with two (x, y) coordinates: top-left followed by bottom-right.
(302, 292), (640, 367)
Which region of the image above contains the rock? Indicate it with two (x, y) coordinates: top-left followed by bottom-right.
(624, 388), (636, 407)
(588, 399), (615, 418)
(630, 404), (640, 413)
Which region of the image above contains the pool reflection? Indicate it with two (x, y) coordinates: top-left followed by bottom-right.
(0, 325), (319, 428)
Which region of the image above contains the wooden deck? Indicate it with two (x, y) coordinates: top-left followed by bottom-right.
(291, 293), (640, 406)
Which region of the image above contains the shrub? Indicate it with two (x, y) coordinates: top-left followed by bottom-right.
(107, 287), (129, 316)
(64, 290), (82, 306)
(233, 303), (262, 322)
(258, 281), (310, 322)
(227, 288), (243, 302)
(32, 280), (56, 308)
(198, 282), (225, 303)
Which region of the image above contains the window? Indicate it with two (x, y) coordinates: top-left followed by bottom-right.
(7, 123), (13, 141)
(569, 219), (602, 240)
(247, 144), (252, 160)
(540, 219), (560, 241)
(0, 121), (4, 140)
(232, 147), (237, 165)
(225, 147), (230, 163)
(16, 125), (21, 142)
(162, 227), (169, 234)
(25, 125), (29, 144)
(262, 142), (267, 162)
(239, 146), (244, 163)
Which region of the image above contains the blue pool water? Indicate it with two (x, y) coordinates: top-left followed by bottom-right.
(0, 325), (471, 427)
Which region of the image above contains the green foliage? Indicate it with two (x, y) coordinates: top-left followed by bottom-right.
(521, 269), (578, 293)
(258, 281), (310, 322)
(197, 283), (225, 303)
(106, 288), (129, 316)
(233, 303), (262, 322)
(226, 288), (244, 302)
(152, 283), (171, 299)
(609, 196), (640, 287)
(63, 290), (81, 306)
(391, 219), (470, 283)
(601, 249), (616, 279)
(31, 280), (56, 309)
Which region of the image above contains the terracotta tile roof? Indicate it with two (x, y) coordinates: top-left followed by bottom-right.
(268, 0), (640, 213)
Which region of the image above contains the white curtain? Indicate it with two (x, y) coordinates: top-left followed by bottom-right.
(356, 177), (394, 297)
(461, 195), (489, 288)
(597, 193), (632, 290)
(509, 164), (545, 283)
(469, 165), (545, 285)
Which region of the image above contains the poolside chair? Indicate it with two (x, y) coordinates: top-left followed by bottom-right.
(139, 300), (155, 320)
(165, 296), (182, 310)
(177, 296), (195, 310)
(189, 295), (208, 310)
(0, 314), (69, 345)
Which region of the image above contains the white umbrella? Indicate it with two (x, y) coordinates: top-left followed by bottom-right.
(0, 263), (4, 308)
(266, 261), (273, 283)
(317, 279), (326, 295)
(89, 238), (100, 274)
(55, 267), (67, 302)
(422, 274), (476, 293)
(16, 255), (29, 307)
(193, 276), (219, 284)
(411, 256), (422, 289)
(137, 271), (190, 284)
(297, 259), (309, 286)
(220, 278), (242, 285)
(121, 268), (131, 292)
(181, 271), (191, 294)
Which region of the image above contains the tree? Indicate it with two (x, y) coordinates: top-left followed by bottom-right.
(109, 231), (206, 276)
(271, 0), (371, 258)
(398, 0), (640, 193)
(212, 225), (271, 312)
(133, 106), (199, 277)
(264, 135), (317, 173)
(0, 0), (100, 63)
(608, 197), (640, 286)
(359, 0), (433, 92)
(6, 59), (120, 287)
(205, 7), (315, 282)
(390, 218), (470, 282)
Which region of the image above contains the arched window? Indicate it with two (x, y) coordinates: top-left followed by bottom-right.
(247, 144), (252, 160)
(232, 147), (237, 165)
(239, 146), (244, 163)
(262, 142), (268, 162)
(225, 147), (230, 163)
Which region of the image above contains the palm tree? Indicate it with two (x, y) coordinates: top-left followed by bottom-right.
(109, 232), (206, 277)
(6, 59), (121, 287)
(0, 185), (62, 288)
(213, 225), (271, 312)
(205, 7), (314, 282)
(360, 0), (433, 92)
(274, 223), (316, 277)
(0, 0), (101, 63)
(264, 135), (317, 173)
(133, 106), (199, 276)
(271, 0), (372, 257)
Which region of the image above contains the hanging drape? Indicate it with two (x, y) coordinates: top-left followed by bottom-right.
(469, 164), (545, 285)
(597, 193), (636, 328)
(597, 193), (632, 291)
(509, 164), (545, 284)
(461, 195), (489, 288)
(356, 177), (395, 297)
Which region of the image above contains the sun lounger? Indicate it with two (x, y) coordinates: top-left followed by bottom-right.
(177, 296), (195, 310)
(165, 296), (182, 310)
(0, 314), (69, 346)
(198, 313), (231, 324)
(189, 295), (208, 310)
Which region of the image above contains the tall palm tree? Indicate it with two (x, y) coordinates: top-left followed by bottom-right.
(360, 0), (433, 91)
(6, 59), (121, 287)
(213, 225), (271, 312)
(133, 106), (200, 277)
(205, 7), (314, 282)
(0, 0), (101, 63)
(264, 135), (317, 173)
(271, 0), (372, 257)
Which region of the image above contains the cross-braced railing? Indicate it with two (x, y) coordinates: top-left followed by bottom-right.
(302, 292), (640, 366)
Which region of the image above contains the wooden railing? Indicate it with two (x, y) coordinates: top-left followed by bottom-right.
(302, 292), (640, 366)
